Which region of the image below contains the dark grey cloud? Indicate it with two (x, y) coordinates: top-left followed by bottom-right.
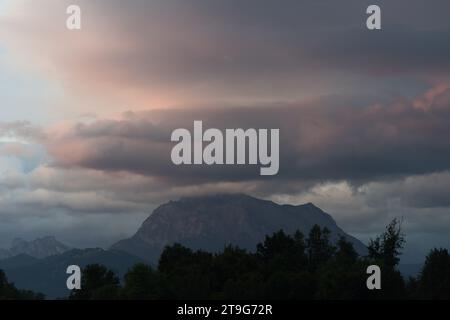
(80, 0), (450, 83)
(47, 86), (450, 193)
(4, 0), (450, 108)
(361, 172), (450, 209)
(2, 0), (450, 259)
(308, 26), (450, 76)
(84, 0), (450, 93)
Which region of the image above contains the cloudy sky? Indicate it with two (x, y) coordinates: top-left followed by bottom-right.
(0, 0), (450, 262)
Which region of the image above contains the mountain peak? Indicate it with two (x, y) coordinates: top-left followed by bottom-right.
(178, 193), (258, 203)
(111, 194), (366, 263)
(5, 236), (71, 259)
(302, 202), (318, 208)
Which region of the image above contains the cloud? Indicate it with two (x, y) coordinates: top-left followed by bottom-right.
(1, 87), (450, 258)
(268, 174), (450, 263)
(3, 0), (450, 112)
(1, 0), (450, 259)
(39, 84), (450, 190)
(361, 171), (450, 209)
(0, 121), (45, 141)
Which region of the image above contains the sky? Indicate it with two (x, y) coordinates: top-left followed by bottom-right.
(0, 0), (450, 263)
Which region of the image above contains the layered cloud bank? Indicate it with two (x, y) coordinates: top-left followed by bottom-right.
(0, 0), (449, 261)
(2, 85), (450, 260)
(2, 0), (450, 113)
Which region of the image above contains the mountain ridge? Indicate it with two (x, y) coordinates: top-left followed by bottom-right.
(0, 236), (71, 259)
(0, 194), (369, 298)
(0, 248), (143, 298)
(111, 193), (367, 263)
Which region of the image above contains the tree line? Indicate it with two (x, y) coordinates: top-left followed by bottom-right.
(1, 219), (449, 300)
(0, 270), (44, 300)
(69, 219), (450, 300)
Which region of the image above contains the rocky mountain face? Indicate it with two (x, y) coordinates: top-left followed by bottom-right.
(1, 236), (71, 259)
(0, 194), (368, 298)
(111, 194), (367, 263)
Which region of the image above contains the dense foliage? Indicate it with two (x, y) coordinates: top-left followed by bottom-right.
(68, 219), (450, 300)
(0, 270), (44, 300)
(2, 219), (449, 300)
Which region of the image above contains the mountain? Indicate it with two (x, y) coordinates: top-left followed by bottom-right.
(0, 253), (38, 269)
(0, 248), (143, 298)
(3, 236), (71, 259)
(111, 194), (367, 263)
(0, 194), (367, 298)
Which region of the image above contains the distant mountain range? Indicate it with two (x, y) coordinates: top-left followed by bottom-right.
(0, 236), (71, 259)
(0, 248), (143, 298)
(0, 194), (385, 298)
(111, 194), (367, 263)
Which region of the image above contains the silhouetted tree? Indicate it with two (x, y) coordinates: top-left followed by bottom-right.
(418, 248), (450, 299)
(45, 221), (450, 300)
(0, 270), (44, 300)
(211, 246), (258, 294)
(315, 238), (367, 299)
(158, 244), (213, 299)
(69, 264), (120, 300)
(368, 218), (405, 268)
(257, 230), (308, 274)
(335, 236), (359, 265)
(405, 276), (420, 299)
(367, 219), (406, 299)
(307, 225), (335, 271)
(122, 263), (160, 299)
(222, 272), (266, 299)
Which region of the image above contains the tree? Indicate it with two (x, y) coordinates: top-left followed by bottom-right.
(0, 270), (44, 300)
(257, 230), (308, 274)
(158, 244), (213, 299)
(69, 264), (120, 300)
(307, 225), (335, 271)
(367, 219), (406, 299)
(222, 272), (266, 300)
(316, 238), (367, 300)
(122, 263), (160, 299)
(264, 270), (315, 300)
(418, 248), (450, 299)
(368, 218), (405, 267)
(212, 246), (258, 294)
(335, 236), (359, 265)
(257, 230), (296, 261)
